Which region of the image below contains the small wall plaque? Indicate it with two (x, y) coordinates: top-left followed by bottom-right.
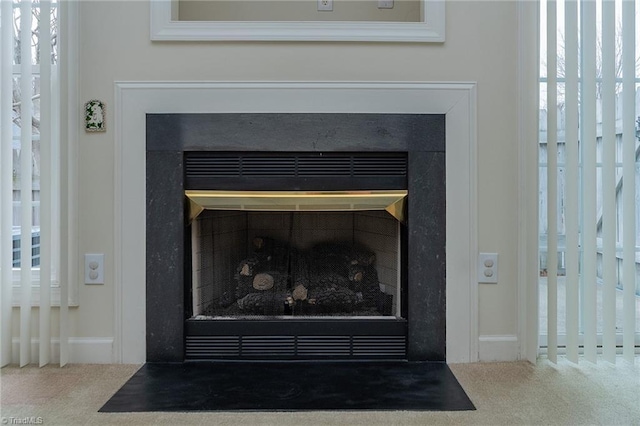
(85, 99), (106, 132)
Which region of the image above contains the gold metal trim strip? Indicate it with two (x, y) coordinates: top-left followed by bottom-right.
(185, 190), (407, 223)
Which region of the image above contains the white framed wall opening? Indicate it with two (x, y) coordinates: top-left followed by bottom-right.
(538, 0), (640, 362)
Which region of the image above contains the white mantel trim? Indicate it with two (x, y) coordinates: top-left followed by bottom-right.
(113, 81), (478, 364)
(149, 0), (445, 42)
(517, 0), (541, 364)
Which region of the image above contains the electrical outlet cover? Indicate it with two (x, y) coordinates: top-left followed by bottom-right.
(317, 0), (333, 11)
(85, 253), (105, 285)
(477, 253), (498, 284)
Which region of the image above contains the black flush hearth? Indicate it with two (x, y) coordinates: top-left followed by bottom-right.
(100, 361), (475, 412)
(145, 113), (446, 363)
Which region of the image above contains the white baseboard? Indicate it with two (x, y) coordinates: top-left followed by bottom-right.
(478, 335), (519, 362)
(11, 337), (114, 364)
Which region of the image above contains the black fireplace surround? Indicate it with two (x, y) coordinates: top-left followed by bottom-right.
(146, 113), (445, 362)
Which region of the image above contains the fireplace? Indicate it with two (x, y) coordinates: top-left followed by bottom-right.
(146, 113), (445, 362)
(189, 208), (404, 319)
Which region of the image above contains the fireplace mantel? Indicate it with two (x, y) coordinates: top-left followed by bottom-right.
(114, 82), (478, 364)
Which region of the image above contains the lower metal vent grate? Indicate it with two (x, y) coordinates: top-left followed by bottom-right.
(185, 334), (407, 360)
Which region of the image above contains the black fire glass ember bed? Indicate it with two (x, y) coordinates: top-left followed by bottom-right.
(146, 113), (446, 363)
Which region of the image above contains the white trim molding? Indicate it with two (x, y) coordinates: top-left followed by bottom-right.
(478, 335), (520, 362)
(114, 81), (477, 364)
(517, 0), (540, 363)
(150, 0), (445, 42)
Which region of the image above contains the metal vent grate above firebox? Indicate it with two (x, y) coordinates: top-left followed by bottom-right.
(185, 334), (407, 360)
(184, 152), (408, 191)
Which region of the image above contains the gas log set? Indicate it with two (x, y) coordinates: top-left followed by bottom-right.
(206, 237), (392, 317)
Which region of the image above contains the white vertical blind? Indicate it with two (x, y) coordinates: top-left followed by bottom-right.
(546, 0), (559, 364)
(621, 0), (637, 362)
(19, 0), (34, 368)
(541, 0), (639, 362)
(39, 0), (52, 367)
(564, 0), (580, 363)
(0, 0), (14, 368)
(580, 0), (598, 364)
(58, 0), (72, 367)
(1, 0), (65, 367)
(601, 0), (617, 363)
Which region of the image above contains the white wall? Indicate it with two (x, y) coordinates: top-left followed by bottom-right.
(21, 0), (520, 361)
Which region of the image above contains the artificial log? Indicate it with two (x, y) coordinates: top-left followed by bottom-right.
(235, 256), (262, 299)
(235, 250), (287, 297)
(263, 271), (289, 291)
(235, 275), (254, 299)
(253, 273), (275, 291)
(346, 246), (376, 267)
(217, 290), (237, 308)
(350, 265), (383, 308)
(236, 274), (255, 299)
(348, 264), (365, 283)
(292, 284), (308, 301)
(307, 243), (350, 277)
(237, 292), (291, 315)
(305, 243), (376, 279)
(312, 272), (349, 289)
(237, 256), (261, 277)
(308, 286), (356, 313)
(290, 250), (311, 286)
(252, 236), (292, 272)
(224, 240), (385, 316)
(310, 257), (348, 278)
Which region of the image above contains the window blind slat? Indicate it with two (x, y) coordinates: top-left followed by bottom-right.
(601, 0), (617, 364)
(51, 65), (60, 290)
(39, 0), (52, 367)
(0, 0), (14, 367)
(58, 0), (71, 367)
(620, 0), (636, 363)
(546, 0), (558, 364)
(19, 0), (33, 368)
(564, 0), (580, 364)
(580, 0), (598, 364)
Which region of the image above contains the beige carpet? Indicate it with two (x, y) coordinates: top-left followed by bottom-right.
(1, 357), (639, 425)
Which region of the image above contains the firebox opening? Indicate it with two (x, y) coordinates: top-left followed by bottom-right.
(190, 210), (403, 319)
